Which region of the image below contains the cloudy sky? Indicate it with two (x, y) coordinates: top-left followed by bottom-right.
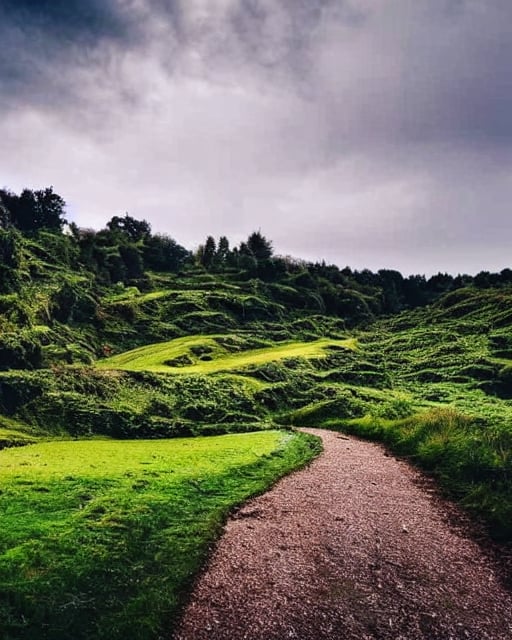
(1, 0), (511, 275)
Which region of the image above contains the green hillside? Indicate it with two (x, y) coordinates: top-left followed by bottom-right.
(1, 190), (512, 638)
(0, 220), (511, 540)
(0, 222), (510, 542)
(97, 335), (357, 373)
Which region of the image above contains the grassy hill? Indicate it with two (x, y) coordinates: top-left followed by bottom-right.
(1, 231), (511, 537)
(96, 335), (357, 373)
(0, 430), (320, 640)
(1, 224), (512, 638)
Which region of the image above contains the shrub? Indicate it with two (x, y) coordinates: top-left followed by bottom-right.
(287, 392), (367, 426)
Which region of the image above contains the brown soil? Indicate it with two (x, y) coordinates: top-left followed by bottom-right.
(173, 428), (512, 640)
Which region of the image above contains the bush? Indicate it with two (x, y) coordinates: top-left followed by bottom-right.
(370, 398), (414, 420)
(0, 375), (46, 415)
(287, 392), (367, 426)
(0, 334), (42, 370)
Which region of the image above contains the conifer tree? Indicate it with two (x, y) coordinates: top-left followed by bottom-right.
(201, 236), (217, 269)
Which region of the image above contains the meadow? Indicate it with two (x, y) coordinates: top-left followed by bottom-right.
(0, 430), (320, 640)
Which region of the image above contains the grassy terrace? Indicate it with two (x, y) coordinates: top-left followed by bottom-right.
(96, 335), (357, 374)
(0, 430), (320, 640)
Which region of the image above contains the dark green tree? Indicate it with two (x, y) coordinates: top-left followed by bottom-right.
(119, 245), (144, 280)
(378, 269), (405, 314)
(246, 231), (273, 261)
(216, 236), (230, 266)
(403, 274), (428, 308)
(237, 242), (258, 273)
(474, 271), (491, 289)
(0, 196), (10, 228)
(201, 236), (217, 269)
(106, 214), (151, 242)
(0, 228), (22, 293)
(143, 234), (190, 272)
(499, 269), (512, 285)
(34, 187), (67, 231)
(0, 187), (66, 232)
(427, 272), (455, 295)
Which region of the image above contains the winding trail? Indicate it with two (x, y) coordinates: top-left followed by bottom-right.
(173, 429), (512, 640)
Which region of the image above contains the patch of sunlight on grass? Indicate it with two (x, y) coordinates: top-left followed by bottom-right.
(97, 335), (357, 374)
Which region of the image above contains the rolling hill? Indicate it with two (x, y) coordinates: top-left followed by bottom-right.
(1, 220), (512, 638)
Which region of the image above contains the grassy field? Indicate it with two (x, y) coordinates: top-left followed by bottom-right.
(96, 335), (357, 374)
(0, 430), (321, 640)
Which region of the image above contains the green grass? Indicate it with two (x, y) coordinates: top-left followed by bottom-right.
(3, 228), (512, 558)
(0, 428), (37, 448)
(97, 335), (357, 374)
(0, 430), (321, 640)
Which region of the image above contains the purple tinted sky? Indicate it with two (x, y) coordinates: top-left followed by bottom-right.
(1, 0), (511, 275)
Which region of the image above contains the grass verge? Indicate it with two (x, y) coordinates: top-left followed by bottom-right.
(325, 408), (512, 542)
(0, 430), (321, 640)
(96, 336), (356, 374)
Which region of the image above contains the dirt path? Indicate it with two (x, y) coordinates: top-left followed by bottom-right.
(173, 429), (512, 640)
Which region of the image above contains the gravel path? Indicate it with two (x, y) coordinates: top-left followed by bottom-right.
(173, 429), (512, 640)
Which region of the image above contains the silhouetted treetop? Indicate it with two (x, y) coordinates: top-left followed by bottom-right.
(246, 231), (273, 261)
(106, 214), (151, 242)
(0, 186), (66, 232)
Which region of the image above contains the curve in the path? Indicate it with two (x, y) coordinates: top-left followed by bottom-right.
(173, 428), (512, 640)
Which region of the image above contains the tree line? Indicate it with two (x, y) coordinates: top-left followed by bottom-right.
(1, 185), (512, 316)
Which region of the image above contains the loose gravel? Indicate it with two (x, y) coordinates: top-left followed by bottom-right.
(173, 428), (512, 640)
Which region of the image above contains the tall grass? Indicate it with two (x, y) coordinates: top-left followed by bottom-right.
(335, 407), (512, 541)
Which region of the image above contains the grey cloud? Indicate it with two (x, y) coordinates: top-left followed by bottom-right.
(1, 0), (512, 275)
(309, 0), (512, 151)
(0, 0), (149, 113)
(1, 0), (129, 40)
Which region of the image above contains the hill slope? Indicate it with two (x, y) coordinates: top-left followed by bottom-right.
(1, 229), (512, 542)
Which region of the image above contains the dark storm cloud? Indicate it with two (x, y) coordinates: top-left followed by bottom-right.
(2, 0), (512, 275)
(0, 0), (140, 110)
(1, 0), (127, 40)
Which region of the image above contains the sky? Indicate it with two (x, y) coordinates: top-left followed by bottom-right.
(1, 0), (511, 275)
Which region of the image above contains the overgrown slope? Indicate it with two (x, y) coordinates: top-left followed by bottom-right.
(1, 228), (512, 542)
